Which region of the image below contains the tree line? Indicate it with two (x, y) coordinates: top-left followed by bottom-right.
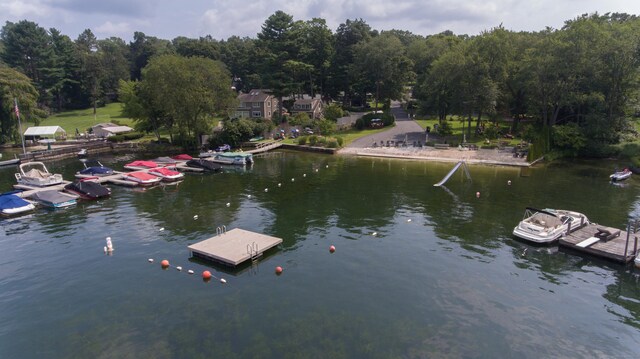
(1, 11), (640, 156)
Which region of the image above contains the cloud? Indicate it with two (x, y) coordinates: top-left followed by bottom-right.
(51, 0), (152, 17)
(94, 21), (132, 37)
(0, 0), (51, 18)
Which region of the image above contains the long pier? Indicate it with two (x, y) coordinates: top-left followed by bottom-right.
(559, 223), (638, 263)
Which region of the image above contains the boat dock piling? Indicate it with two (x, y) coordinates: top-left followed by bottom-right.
(559, 221), (639, 263)
(188, 228), (283, 267)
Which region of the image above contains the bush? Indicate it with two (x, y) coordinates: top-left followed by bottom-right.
(297, 136), (308, 145)
(336, 137), (344, 147)
(316, 136), (327, 145)
(309, 135), (318, 146)
(327, 139), (339, 148)
(437, 121), (453, 136)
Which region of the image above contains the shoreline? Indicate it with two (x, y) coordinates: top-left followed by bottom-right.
(337, 147), (532, 167)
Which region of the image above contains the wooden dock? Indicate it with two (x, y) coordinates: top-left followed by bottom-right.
(559, 223), (639, 263)
(188, 228), (283, 266)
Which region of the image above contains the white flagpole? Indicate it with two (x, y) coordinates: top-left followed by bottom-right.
(14, 98), (26, 155)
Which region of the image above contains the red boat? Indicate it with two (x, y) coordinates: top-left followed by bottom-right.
(148, 167), (185, 182)
(172, 154), (193, 161)
(124, 160), (158, 170)
(122, 171), (161, 186)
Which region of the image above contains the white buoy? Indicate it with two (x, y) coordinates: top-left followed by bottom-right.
(372, 232), (377, 236)
(220, 278), (227, 284)
(188, 270), (194, 274)
(278, 183), (281, 187)
(148, 258), (154, 263)
(103, 246), (107, 253)
(508, 180), (512, 186)
(315, 169), (319, 172)
(176, 266), (182, 271)
(407, 219), (412, 222)
(291, 178), (295, 182)
(264, 188), (269, 192)
(159, 227), (165, 231)
(326, 165), (329, 168)
(303, 173), (306, 177)
(193, 215), (199, 220)
(105, 237), (113, 251)
(226, 202), (230, 207)
(247, 194), (252, 198)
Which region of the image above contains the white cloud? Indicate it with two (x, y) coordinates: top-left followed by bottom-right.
(0, 0), (51, 18)
(94, 21), (132, 37)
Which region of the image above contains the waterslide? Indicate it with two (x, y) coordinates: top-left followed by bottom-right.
(433, 161), (468, 187)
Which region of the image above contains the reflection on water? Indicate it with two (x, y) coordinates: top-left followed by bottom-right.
(0, 152), (639, 358)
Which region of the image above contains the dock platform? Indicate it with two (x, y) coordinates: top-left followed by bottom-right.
(559, 223), (638, 263)
(188, 228), (283, 266)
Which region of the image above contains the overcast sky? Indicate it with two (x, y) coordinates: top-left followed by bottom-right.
(1, 0), (639, 42)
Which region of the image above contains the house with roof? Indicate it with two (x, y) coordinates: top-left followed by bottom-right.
(234, 89), (278, 119)
(23, 126), (67, 142)
(91, 123), (134, 138)
(291, 97), (324, 119)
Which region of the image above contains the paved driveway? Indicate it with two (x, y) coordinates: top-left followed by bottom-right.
(346, 102), (427, 148)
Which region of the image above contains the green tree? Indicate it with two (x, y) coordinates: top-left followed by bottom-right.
(172, 35), (221, 60)
(0, 66), (41, 143)
(76, 29), (103, 114)
(219, 36), (258, 92)
(323, 103), (344, 121)
(49, 28), (81, 111)
(129, 32), (172, 80)
(98, 37), (130, 103)
(0, 20), (56, 106)
(139, 55), (237, 147)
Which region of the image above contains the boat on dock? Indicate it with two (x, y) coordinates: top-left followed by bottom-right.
(78, 160), (114, 176)
(148, 167), (184, 182)
(0, 191), (36, 216)
(610, 168), (632, 182)
(513, 207), (589, 244)
(64, 178), (111, 200)
(0, 155), (20, 167)
(185, 159), (223, 172)
(15, 162), (64, 187)
(77, 148), (88, 158)
(209, 152), (254, 166)
(121, 171), (162, 186)
(29, 190), (78, 208)
(124, 160), (158, 170)
(172, 154), (193, 161)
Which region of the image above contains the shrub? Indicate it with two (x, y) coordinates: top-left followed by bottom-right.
(316, 136), (327, 146)
(327, 139), (339, 148)
(336, 137), (344, 147)
(309, 135), (318, 146)
(297, 136), (308, 145)
(437, 121), (453, 136)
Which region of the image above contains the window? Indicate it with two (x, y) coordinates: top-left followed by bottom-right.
(252, 111), (262, 117)
(267, 101), (271, 107)
(268, 111), (271, 116)
(252, 102), (260, 108)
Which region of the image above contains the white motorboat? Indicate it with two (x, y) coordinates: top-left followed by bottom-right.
(513, 207), (589, 244)
(610, 168), (632, 182)
(15, 162), (64, 187)
(210, 152), (254, 166)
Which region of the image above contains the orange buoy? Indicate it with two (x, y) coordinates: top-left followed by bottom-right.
(161, 259), (170, 268)
(202, 270), (212, 280)
(275, 266), (283, 275)
(329, 245), (336, 253)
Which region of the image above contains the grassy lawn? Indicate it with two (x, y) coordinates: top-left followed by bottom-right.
(415, 117), (523, 146)
(36, 103), (134, 134)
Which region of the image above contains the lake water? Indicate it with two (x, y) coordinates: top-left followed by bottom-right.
(0, 151), (639, 358)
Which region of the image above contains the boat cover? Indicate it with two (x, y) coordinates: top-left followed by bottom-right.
(150, 157), (177, 164)
(172, 154), (193, 160)
(186, 159), (223, 172)
(0, 192), (31, 210)
(125, 160), (158, 168)
(79, 166), (113, 175)
(30, 190), (76, 205)
(64, 180), (110, 199)
(124, 172), (159, 180)
(150, 167), (181, 176)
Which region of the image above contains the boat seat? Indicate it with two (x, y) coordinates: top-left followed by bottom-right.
(595, 228), (620, 242)
(25, 169), (49, 179)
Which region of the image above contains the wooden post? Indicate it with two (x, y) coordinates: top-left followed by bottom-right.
(624, 222), (631, 256)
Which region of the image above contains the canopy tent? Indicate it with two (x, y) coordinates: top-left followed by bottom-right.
(23, 126), (67, 141)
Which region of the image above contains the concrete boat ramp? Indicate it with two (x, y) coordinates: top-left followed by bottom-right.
(188, 228), (283, 267)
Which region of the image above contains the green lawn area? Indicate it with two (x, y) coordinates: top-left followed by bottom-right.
(35, 103), (134, 134)
(415, 117), (522, 146)
(279, 126), (390, 147)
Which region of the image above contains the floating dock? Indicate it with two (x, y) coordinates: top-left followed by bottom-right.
(188, 228), (283, 266)
(559, 223), (638, 263)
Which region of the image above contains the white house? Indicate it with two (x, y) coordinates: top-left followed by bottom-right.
(91, 123), (134, 138)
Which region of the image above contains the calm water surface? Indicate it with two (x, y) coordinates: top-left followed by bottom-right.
(0, 151), (639, 358)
